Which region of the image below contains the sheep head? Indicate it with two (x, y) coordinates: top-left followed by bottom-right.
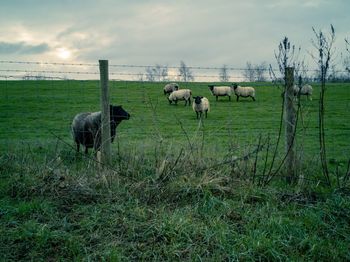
(193, 96), (204, 104)
(110, 105), (130, 124)
(208, 85), (214, 93)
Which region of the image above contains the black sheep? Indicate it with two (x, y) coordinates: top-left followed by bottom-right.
(71, 105), (130, 154)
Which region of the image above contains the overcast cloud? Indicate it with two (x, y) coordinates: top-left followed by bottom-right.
(0, 0), (349, 79)
(0, 41), (50, 54)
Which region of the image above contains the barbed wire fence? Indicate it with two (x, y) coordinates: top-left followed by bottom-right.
(1, 60), (350, 82)
(0, 60), (349, 190)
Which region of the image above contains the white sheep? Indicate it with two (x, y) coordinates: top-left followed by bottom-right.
(168, 89), (192, 106)
(163, 83), (179, 95)
(208, 85), (233, 101)
(293, 84), (313, 100)
(232, 83), (256, 101)
(192, 96), (210, 119)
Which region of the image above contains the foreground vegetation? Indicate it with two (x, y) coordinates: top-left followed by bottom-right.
(0, 80), (349, 260)
(1, 146), (350, 260)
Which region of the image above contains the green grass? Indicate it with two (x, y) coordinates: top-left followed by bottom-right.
(1, 80), (349, 151)
(1, 80), (349, 179)
(1, 80), (350, 260)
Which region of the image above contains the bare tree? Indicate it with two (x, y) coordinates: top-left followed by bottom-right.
(274, 37), (301, 84)
(137, 72), (144, 81)
(161, 65), (169, 81)
(243, 62), (255, 82)
(219, 64), (229, 82)
(145, 67), (155, 81)
(311, 24), (336, 186)
(178, 61), (194, 82)
(346, 37), (350, 56)
(255, 62), (268, 82)
(328, 64), (338, 82)
(299, 61), (310, 83)
(344, 38), (350, 79)
(145, 64), (169, 81)
(154, 64), (169, 81)
(243, 62), (268, 82)
(343, 57), (350, 80)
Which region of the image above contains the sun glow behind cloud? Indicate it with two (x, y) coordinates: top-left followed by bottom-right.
(56, 47), (71, 60)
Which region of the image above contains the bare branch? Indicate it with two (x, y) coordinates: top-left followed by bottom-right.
(344, 38), (350, 76)
(219, 64), (229, 82)
(178, 61), (194, 82)
(243, 62), (255, 82)
(311, 24), (336, 187)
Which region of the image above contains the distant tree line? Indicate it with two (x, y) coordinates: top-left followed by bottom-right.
(139, 51), (350, 83)
(141, 61), (194, 82)
(242, 62), (268, 82)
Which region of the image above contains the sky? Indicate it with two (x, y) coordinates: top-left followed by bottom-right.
(0, 0), (349, 80)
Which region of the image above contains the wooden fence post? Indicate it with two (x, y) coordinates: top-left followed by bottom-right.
(285, 67), (295, 184)
(99, 60), (111, 166)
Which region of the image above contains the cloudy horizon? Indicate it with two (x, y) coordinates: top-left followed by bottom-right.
(0, 0), (349, 81)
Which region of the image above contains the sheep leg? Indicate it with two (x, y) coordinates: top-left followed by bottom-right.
(205, 110), (208, 118)
(196, 112), (199, 119)
(251, 96), (255, 101)
(216, 96), (218, 101)
(84, 147), (88, 154)
(229, 95), (231, 101)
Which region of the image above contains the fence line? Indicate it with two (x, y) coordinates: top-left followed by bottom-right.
(0, 74), (69, 80)
(1, 60), (350, 83)
(0, 69), (258, 80)
(0, 69), (250, 78)
(1, 60), (349, 73)
(0, 60), (274, 71)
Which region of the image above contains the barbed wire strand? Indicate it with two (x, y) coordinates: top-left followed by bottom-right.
(1, 60), (349, 73)
(0, 69), (257, 80)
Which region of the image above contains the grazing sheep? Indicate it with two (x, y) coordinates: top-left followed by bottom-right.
(232, 83), (256, 101)
(163, 83), (179, 95)
(192, 96), (210, 119)
(168, 89), (192, 106)
(293, 84), (313, 100)
(72, 105), (130, 154)
(208, 85), (233, 101)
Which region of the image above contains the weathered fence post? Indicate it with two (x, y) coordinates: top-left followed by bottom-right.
(284, 67), (295, 184)
(99, 60), (111, 166)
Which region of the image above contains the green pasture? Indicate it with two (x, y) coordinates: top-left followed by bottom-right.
(0, 80), (349, 165)
(1, 80), (350, 260)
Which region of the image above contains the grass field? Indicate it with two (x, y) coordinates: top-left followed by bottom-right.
(1, 80), (350, 260)
(1, 80), (349, 157)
